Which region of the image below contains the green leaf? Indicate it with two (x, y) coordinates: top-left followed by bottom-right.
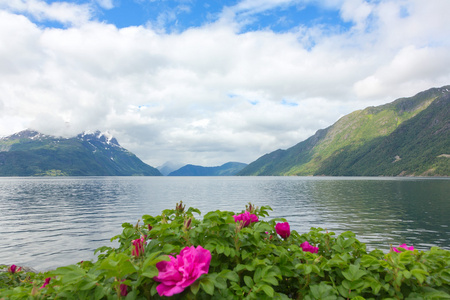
(254, 267), (263, 283)
(309, 283), (337, 300)
(361, 255), (380, 268)
(244, 276), (254, 288)
(190, 280), (200, 295)
(200, 277), (215, 295)
(214, 276), (227, 290)
(304, 264), (313, 275)
(94, 285), (105, 300)
(343, 238), (356, 248)
(411, 269), (429, 284)
(220, 270), (239, 282)
(260, 284), (274, 297)
(369, 279), (382, 294)
(142, 250), (163, 266)
(342, 264), (366, 281)
(162, 243), (178, 254)
(79, 279), (97, 291)
(439, 269), (450, 284)
(141, 265), (158, 278)
(419, 287), (450, 299)
(262, 276), (278, 286)
(216, 244), (225, 254)
(125, 290), (137, 299)
(51, 265), (86, 285)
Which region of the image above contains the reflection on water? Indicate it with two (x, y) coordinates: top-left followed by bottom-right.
(0, 176), (448, 271)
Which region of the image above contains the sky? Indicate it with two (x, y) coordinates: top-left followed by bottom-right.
(1, 0), (450, 168)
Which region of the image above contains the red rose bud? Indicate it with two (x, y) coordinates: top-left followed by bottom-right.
(40, 277), (51, 289)
(9, 265), (21, 274)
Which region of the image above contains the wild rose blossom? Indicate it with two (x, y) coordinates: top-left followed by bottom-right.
(300, 241), (319, 253)
(132, 236), (147, 258)
(40, 277), (51, 289)
(275, 222), (291, 239)
(393, 243), (415, 253)
(154, 245), (211, 297)
(233, 211), (258, 227)
(8, 265), (21, 274)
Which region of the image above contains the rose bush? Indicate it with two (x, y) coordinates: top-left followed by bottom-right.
(1, 202), (449, 299)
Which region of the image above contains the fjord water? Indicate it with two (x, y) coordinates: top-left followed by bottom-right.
(0, 176), (449, 271)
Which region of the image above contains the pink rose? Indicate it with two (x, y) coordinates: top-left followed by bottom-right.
(275, 222), (290, 239)
(393, 243), (414, 253)
(40, 277), (51, 289)
(154, 245), (211, 297)
(233, 211), (258, 227)
(300, 241), (319, 253)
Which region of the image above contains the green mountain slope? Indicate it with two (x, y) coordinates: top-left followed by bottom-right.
(317, 92), (450, 176)
(0, 130), (162, 176)
(168, 162), (248, 176)
(238, 85), (450, 176)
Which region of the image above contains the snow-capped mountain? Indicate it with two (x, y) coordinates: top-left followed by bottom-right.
(0, 129), (161, 176)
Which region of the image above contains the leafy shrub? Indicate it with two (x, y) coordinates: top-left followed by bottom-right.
(1, 202), (449, 299)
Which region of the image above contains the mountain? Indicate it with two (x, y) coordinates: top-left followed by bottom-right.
(168, 162), (248, 176)
(157, 161), (186, 176)
(0, 130), (162, 176)
(238, 86), (450, 176)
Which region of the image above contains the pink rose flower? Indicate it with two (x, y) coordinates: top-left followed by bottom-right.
(40, 277), (51, 289)
(8, 265), (21, 274)
(154, 245), (211, 297)
(233, 211), (258, 227)
(300, 241), (319, 253)
(132, 236), (147, 258)
(275, 222), (290, 239)
(393, 243), (414, 253)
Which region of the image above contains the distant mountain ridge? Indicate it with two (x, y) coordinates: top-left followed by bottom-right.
(238, 85), (450, 176)
(157, 161), (186, 176)
(168, 162), (248, 176)
(0, 130), (162, 176)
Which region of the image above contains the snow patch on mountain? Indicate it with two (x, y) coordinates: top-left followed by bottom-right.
(78, 130), (121, 147)
(0, 129), (49, 141)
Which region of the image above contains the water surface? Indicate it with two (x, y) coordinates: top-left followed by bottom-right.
(0, 176), (448, 271)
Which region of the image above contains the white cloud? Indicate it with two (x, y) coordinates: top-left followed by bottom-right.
(354, 46), (450, 99)
(339, 0), (373, 31)
(95, 0), (114, 10)
(0, 0), (93, 26)
(0, 0), (449, 167)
